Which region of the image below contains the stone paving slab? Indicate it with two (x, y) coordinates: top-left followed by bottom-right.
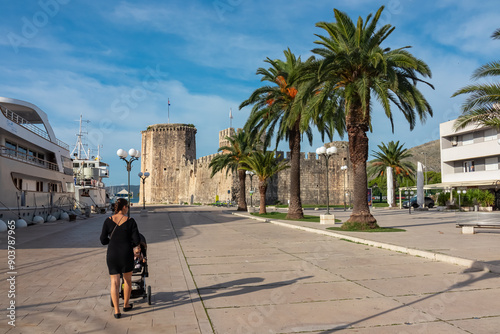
(1, 206), (500, 333)
(207, 298), (434, 333)
(193, 269), (344, 289)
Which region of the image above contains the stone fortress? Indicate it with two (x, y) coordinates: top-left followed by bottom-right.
(139, 123), (353, 206)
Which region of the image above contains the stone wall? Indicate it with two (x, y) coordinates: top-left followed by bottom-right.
(140, 124), (197, 204)
(271, 142), (352, 206)
(141, 125), (353, 206)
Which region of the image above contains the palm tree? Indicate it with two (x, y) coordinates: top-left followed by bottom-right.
(209, 130), (254, 211)
(452, 28), (500, 130)
(241, 49), (343, 219)
(312, 6), (433, 228)
(368, 141), (415, 207)
(239, 151), (290, 214)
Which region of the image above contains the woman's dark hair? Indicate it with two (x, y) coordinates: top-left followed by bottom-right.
(114, 198), (129, 214)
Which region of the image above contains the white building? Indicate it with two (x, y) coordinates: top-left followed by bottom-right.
(440, 119), (500, 187)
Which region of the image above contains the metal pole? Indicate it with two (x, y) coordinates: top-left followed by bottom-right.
(343, 169), (346, 211)
(127, 162), (131, 218)
(250, 175), (253, 208)
(325, 155), (330, 215)
(142, 178), (146, 210)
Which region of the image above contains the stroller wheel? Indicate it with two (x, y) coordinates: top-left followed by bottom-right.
(147, 286), (152, 305)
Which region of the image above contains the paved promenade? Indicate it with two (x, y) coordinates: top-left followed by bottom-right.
(0, 206), (499, 333)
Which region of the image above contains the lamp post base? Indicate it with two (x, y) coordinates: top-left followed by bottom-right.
(320, 214), (336, 225)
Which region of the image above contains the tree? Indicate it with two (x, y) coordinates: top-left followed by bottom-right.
(312, 6), (433, 229)
(367, 141), (415, 207)
(209, 130), (254, 211)
(452, 28), (500, 130)
(239, 151), (290, 214)
(241, 48), (343, 219)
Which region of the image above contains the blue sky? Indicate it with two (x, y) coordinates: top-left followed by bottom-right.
(1, 0), (499, 186)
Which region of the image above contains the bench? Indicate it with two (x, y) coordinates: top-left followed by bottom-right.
(456, 223), (500, 234)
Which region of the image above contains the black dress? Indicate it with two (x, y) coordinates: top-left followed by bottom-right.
(100, 217), (141, 275)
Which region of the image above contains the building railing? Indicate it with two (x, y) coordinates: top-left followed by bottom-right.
(2, 107), (70, 150)
(0, 145), (59, 171)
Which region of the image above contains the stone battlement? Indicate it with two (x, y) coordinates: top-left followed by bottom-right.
(141, 123), (197, 134)
(140, 125), (353, 206)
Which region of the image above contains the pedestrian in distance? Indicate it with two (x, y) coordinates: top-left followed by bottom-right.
(100, 198), (141, 318)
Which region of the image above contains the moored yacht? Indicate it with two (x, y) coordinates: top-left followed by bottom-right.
(0, 97), (75, 225)
(71, 115), (110, 213)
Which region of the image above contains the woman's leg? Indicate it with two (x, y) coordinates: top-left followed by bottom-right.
(110, 274), (120, 315)
(122, 271), (133, 308)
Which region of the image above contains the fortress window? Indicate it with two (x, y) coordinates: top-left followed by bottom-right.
(164, 168), (166, 171)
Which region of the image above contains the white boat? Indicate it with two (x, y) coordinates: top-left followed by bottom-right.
(0, 97), (75, 224)
(71, 115), (110, 213)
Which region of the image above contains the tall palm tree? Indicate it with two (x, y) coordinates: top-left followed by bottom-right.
(239, 151), (290, 214)
(367, 141), (415, 207)
(312, 6), (433, 228)
(452, 28), (500, 130)
(241, 49), (343, 219)
(209, 130), (254, 211)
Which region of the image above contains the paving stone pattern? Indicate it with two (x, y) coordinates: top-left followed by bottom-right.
(0, 206), (499, 333)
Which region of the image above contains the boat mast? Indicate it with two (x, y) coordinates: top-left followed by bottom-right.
(71, 114), (90, 160)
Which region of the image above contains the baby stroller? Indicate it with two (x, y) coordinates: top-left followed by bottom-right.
(111, 234), (152, 306)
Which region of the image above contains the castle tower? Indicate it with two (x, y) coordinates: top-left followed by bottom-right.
(140, 124), (197, 204)
(219, 128), (236, 150)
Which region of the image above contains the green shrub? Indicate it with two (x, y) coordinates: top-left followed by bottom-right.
(465, 189), (495, 207)
(437, 192), (450, 206)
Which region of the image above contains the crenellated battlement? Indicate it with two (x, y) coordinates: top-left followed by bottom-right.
(142, 123), (197, 134)
(141, 124), (352, 206)
(196, 152), (221, 165)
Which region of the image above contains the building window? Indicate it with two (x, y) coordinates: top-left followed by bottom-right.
(36, 181), (43, 192)
(37, 153), (45, 164)
(5, 141), (16, 156)
(484, 128), (497, 141)
(463, 160), (475, 172)
(28, 150), (36, 162)
(485, 157), (498, 171)
(462, 133), (473, 145)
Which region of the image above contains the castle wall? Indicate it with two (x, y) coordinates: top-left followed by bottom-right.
(270, 141), (352, 206)
(140, 124), (196, 204)
(141, 125), (353, 207)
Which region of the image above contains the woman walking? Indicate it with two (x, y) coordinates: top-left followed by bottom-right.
(100, 198), (140, 318)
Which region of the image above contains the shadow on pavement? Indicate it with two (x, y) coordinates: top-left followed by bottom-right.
(316, 269), (499, 333)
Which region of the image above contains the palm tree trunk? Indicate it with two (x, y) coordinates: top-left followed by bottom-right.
(237, 169), (247, 211)
(286, 120), (304, 219)
(344, 122), (378, 229)
(259, 181), (267, 214)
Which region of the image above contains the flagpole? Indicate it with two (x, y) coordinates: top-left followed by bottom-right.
(229, 108), (233, 129)
(168, 98), (170, 124)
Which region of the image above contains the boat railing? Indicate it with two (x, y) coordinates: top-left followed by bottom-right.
(75, 178), (105, 188)
(2, 108), (70, 150)
(0, 145), (59, 171)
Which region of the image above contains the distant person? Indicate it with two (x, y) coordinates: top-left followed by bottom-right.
(100, 198), (140, 319)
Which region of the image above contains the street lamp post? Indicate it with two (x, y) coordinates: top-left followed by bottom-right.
(341, 165), (348, 211)
(458, 189), (466, 209)
(138, 172), (150, 210)
(316, 145), (338, 215)
(117, 148), (141, 218)
(246, 170), (255, 208)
